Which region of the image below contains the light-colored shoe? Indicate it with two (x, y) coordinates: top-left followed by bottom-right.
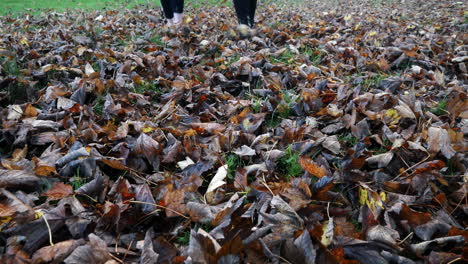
(167, 18), (174, 27)
(174, 13), (183, 25)
(237, 24), (250, 38)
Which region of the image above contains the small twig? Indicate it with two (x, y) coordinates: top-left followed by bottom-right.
(274, 254), (293, 264)
(326, 202), (331, 219)
(122, 238), (134, 262)
(447, 257), (462, 264)
(392, 153), (430, 181)
(39, 211), (54, 246)
(129, 201), (189, 219)
(261, 175), (274, 196)
(265, 141), (278, 162)
(108, 253), (124, 264)
(75, 193), (98, 203)
(397, 232), (413, 245)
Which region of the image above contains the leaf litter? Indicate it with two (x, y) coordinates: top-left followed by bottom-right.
(0, 0), (467, 263)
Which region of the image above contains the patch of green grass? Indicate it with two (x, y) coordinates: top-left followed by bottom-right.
(225, 154), (244, 180)
(225, 54), (241, 67)
(277, 90), (298, 118)
(0, 0), (154, 16)
(338, 134), (358, 147)
(70, 169), (85, 190)
(350, 218), (362, 232)
(362, 73), (386, 91)
(149, 34), (164, 47)
(1, 57), (21, 77)
(266, 112), (282, 128)
(301, 46), (324, 65)
(277, 145), (302, 180)
(189, 0), (230, 10)
(373, 138), (392, 154)
(269, 48), (297, 65)
(133, 81), (162, 95)
(92, 61), (101, 73)
(94, 96), (105, 115)
(430, 99), (448, 116)
(176, 231), (190, 245)
(251, 98), (263, 113)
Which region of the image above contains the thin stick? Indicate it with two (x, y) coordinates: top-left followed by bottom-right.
(40, 212), (54, 246)
(261, 174), (274, 196)
(397, 232), (413, 245)
(109, 253), (124, 264)
(447, 257), (461, 264)
(129, 201), (189, 219)
(75, 193), (98, 203)
(274, 254), (293, 264)
(392, 153), (430, 181)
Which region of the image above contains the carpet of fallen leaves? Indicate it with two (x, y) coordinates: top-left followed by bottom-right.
(0, 0), (467, 263)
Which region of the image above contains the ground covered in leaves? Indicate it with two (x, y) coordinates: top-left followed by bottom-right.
(0, 0), (467, 263)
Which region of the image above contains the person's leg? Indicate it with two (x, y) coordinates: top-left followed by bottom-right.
(174, 0), (184, 13)
(173, 0), (184, 24)
(233, 0), (249, 25)
(161, 0), (174, 19)
(248, 0), (257, 27)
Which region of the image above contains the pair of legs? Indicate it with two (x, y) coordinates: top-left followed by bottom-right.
(233, 0), (257, 28)
(161, 0), (184, 24)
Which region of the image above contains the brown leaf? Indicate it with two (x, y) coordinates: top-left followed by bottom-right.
(298, 156), (326, 178)
(399, 204), (432, 226)
(31, 239), (85, 264)
(43, 182), (74, 200)
(0, 169), (42, 191)
(427, 127), (456, 159)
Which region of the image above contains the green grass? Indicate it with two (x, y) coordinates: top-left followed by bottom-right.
(0, 0), (153, 15)
(133, 81), (162, 95)
(269, 49), (297, 65)
(372, 138), (392, 154)
(301, 46), (325, 65)
(225, 154), (244, 180)
(362, 73), (387, 91)
(338, 134), (358, 147)
(0, 0), (231, 16)
(176, 231), (190, 245)
(430, 99), (448, 116)
(70, 169), (85, 190)
(277, 145), (302, 180)
(94, 96), (105, 115)
(1, 57), (21, 77)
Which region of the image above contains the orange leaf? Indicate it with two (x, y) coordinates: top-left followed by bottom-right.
(298, 156), (326, 178)
(399, 204), (431, 226)
(413, 160), (445, 174)
(24, 104), (38, 117)
(43, 182), (73, 200)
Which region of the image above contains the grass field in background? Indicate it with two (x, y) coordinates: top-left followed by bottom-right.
(0, 0), (157, 15)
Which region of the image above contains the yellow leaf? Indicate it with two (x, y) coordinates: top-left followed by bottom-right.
(20, 37), (29, 46)
(344, 14), (352, 21)
(0, 216), (12, 231)
(184, 128), (198, 137)
(35, 211), (44, 219)
(185, 16), (193, 23)
(142, 127), (156, 133)
(379, 191), (387, 202)
(369, 31), (377, 37)
(385, 109), (401, 125)
(359, 187), (368, 206)
(321, 218), (334, 247)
